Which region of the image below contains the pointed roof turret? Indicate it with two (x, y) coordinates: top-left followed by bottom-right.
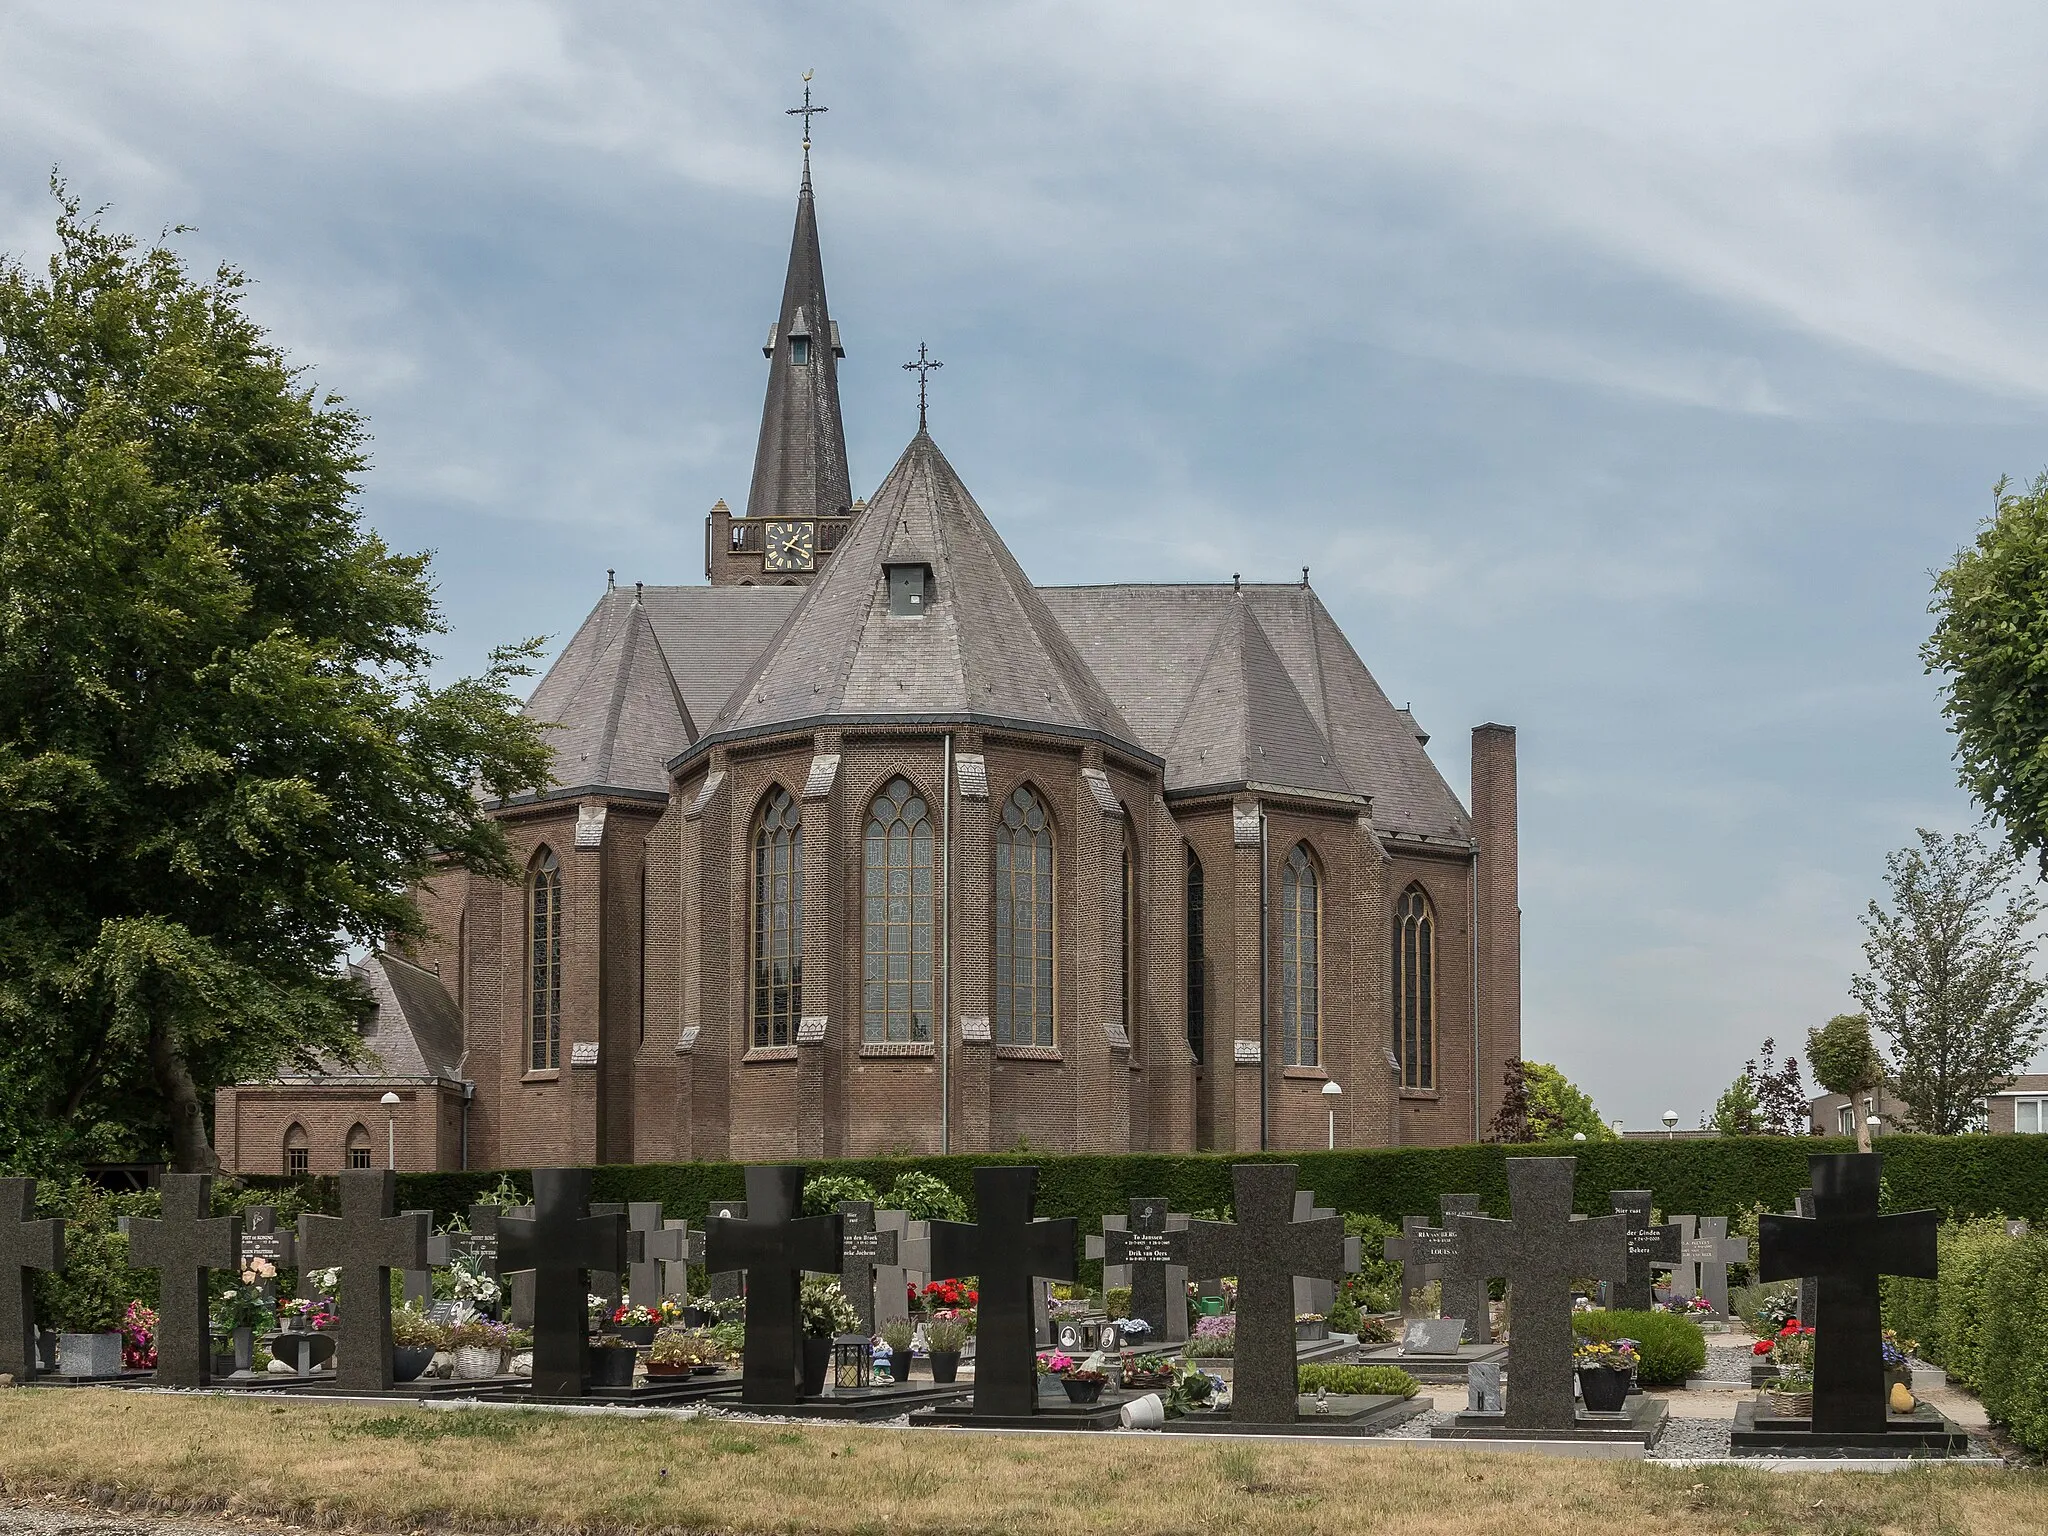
(694, 431), (1147, 762)
(745, 154), (852, 523)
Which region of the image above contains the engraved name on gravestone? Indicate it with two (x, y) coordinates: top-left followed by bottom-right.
(1609, 1191), (1682, 1312)
(836, 1201), (898, 1336)
(1760, 1153), (1938, 1436)
(123, 1173), (240, 1389)
(706, 1167), (842, 1406)
(1182, 1165), (1347, 1426)
(1383, 1217), (1450, 1317)
(1402, 1317), (1466, 1356)
(300, 1170), (429, 1395)
(1086, 1198), (1191, 1344)
(930, 1167), (1076, 1419)
(1449, 1158), (1628, 1432)
(497, 1170), (626, 1399)
(1439, 1194), (1493, 1344)
(0, 1178), (63, 1381)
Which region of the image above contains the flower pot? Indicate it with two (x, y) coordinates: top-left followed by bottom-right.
(1576, 1366), (1632, 1414)
(211, 1345), (237, 1379)
(617, 1324), (657, 1347)
(452, 1345), (505, 1380)
(681, 1307), (708, 1329)
(928, 1349), (961, 1384)
(588, 1347), (637, 1389)
(1762, 1389), (1813, 1419)
(1120, 1393), (1166, 1430)
(56, 1332), (124, 1379)
(1061, 1376), (1106, 1405)
(1295, 1320), (1329, 1343)
(800, 1335), (832, 1397)
(888, 1352), (916, 1384)
(645, 1362), (697, 1378)
(393, 1346), (435, 1383)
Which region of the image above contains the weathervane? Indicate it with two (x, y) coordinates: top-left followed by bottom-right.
(787, 71), (827, 184)
(903, 342), (943, 430)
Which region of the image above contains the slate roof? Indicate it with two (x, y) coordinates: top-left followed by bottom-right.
(745, 172), (852, 522)
(281, 951), (465, 1083)
(697, 430), (1147, 757)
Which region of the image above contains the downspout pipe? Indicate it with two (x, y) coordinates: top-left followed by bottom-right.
(1259, 809), (1270, 1152)
(941, 733), (953, 1155)
(1470, 846), (1482, 1143)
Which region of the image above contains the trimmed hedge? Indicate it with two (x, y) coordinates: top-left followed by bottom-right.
(1571, 1309), (1706, 1388)
(1297, 1363), (1419, 1398)
(1979, 1234), (2048, 1453)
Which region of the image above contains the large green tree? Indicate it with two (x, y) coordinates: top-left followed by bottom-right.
(1487, 1058), (1614, 1142)
(1928, 473), (2048, 871)
(0, 187), (551, 1174)
(1850, 830), (2047, 1135)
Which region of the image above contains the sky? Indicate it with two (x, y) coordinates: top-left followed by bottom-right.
(5, 2), (2045, 1130)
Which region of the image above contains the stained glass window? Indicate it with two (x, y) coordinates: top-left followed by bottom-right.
(528, 849), (562, 1071)
(752, 789), (804, 1048)
(995, 787), (1054, 1046)
(864, 777), (934, 1043)
(1395, 884), (1435, 1089)
(1280, 844), (1320, 1067)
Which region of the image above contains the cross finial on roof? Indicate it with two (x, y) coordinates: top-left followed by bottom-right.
(903, 340), (943, 430)
(787, 71), (827, 187)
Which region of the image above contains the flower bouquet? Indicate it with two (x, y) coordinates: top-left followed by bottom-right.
(1756, 1322), (1815, 1417)
(120, 1302), (158, 1371)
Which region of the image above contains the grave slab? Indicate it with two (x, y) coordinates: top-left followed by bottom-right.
(1731, 1396), (1973, 1457)
(1438, 1391), (1667, 1446)
(1164, 1393), (1431, 1436)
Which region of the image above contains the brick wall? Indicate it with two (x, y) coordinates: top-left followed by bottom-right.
(215, 1082), (462, 1175)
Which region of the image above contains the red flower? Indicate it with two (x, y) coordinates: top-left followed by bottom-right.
(1752, 1339), (1773, 1355)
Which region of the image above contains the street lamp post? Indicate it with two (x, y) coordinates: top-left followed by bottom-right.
(1661, 1109), (1679, 1140)
(380, 1091), (401, 1170)
(1322, 1080), (1343, 1150)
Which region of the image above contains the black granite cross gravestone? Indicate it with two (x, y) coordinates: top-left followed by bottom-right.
(930, 1166), (1077, 1418)
(1609, 1191), (1682, 1312)
(1760, 1153), (1937, 1435)
(1450, 1157), (1628, 1431)
(497, 1170), (627, 1398)
(589, 1201), (635, 1310)
(706, 1166), (842, 1405)
(0, 1178), (63, 1380)
(1182, 1165), (1347, 1425)
(502, 1204), (538, 1326)
(123, 1173), (240, 1388)
(1792, 1189), (1816, 1324)
(1383, 1217), (1450, 1316)
(299, 1170), (430, 1394)
(1439, 1194), (1493, 1344)
(706, 1199), (746, 1301)
(1091, 1198), (1189, 1343)
(835, 1201), (898, 1336)
(398, 1209), (437, 1308)
(1668, 1215), (1748, 1316)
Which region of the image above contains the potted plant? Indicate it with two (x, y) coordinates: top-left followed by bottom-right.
(207, 1257), (280, 1375)
(879, 1320), (916, 1383)
(589, 1333), (638, 1389)
(1573, 1336), (1638, 1414)
(1039, 1348), (1109, 1404)
(607, 1302), (661, 1346)
(800, 1276), (859, 1396)
(925, 1312), (972, 1384)
(647, 1329), (725, 1378)
(1759, 1323), (1816, 1418)
(1882, 1329), (1916, 1392)
(1295, 1312), (1329, 1343)
(391, 1303), (446, 1383)
(447, 1315), (513, 1379)
(119, 1302), (158, 1373)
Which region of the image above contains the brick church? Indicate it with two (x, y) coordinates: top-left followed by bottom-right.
(216, 144), (1522, 1176)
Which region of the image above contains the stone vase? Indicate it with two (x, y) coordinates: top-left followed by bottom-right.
(588, 1346), (637, 1389)
(800, 1335), (832, 1397)
(392, 1346), (435, 1383)
(1576, 1366), (1632, 1414)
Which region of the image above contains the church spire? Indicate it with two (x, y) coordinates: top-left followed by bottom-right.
(745, 78), (852, 525)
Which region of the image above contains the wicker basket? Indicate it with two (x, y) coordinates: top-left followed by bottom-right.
(1762, 1388), (1813, 1418)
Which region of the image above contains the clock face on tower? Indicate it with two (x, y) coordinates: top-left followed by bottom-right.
(763, 520), (816, 573)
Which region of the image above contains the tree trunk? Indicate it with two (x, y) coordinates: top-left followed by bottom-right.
(148, 1019), (219, 1174)
(1855, 1115), (1872, 1154)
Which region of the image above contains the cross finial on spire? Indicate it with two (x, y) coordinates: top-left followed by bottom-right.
(902, 341), (943, 430)
(787, 71), (827, 186)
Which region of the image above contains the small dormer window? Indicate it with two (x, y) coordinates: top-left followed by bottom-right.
(887, 563), (931, 617)
(790, 335), (811, 365)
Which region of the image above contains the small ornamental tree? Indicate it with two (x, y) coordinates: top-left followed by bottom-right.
(1487, 1058), (1536, 1143)
(0, 186), (552, 1173)
(1808, 1013), (1888, 1151)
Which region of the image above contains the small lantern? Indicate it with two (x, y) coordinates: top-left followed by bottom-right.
(832, 1333), (873, 1392)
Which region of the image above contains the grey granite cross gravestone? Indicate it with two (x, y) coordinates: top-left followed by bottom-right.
(1291, 1190), (1353, 1320)
(1383, 1216), (1450, 1316)
(1760, 1153), (1938, 1435)
(873, 1209), (919, 1329)
(835, 1201), (898, 1336)
(706, 1166), (842, 1405)
(1609, 1191), (1682, 1311)
(628, 1207), (690, 1307)
(299, 1170), (430, 1394)
(399, 1209), (437, 1308)
(1439, 1194), (1494, 1344)
(589, 1200), (641, 1310)
(659, 1222), (702, 1300)
(0, 1178), (63, 1381)
(1182, 1165), (1347, 1425)
(930, 1166), (1077, 1418)
(1090, 1198), (1191, 1344)
(1792, 1189), (1817, 1325)
(1450, 1157), (1628, 1431)
(497, 1170), (626, 1398)
(706, 1199), (747, 1301)
(123, 1173), (240, 1388)
(1670, 1216), (1748, 1317)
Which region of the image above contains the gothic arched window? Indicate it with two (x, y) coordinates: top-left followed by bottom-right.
(1185, 846), (1206, 1063)
(1395, 884), (1436, 1089)
(345, 1124), (372, 1171)
(751, 788), (803, 1048)
(864, 776), (934, 1043)
(995, 786), (1054, 1046)
(1279, 843), (1320, 1067)
(1116, 819), (1139, 1048)
(528, 848), (562, 1071)
(284, 1123), (309, 1178)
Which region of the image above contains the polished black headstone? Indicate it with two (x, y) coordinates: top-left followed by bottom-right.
(123, 1173), (239, 1387)
(1668, 1214), (1747, 1316)
(299, 1170), (429, 1394)
(930, 1166), (1076, 1418)
(706, 1199), (746, 1300)
(0, 1179), (63, 1380)
(706, 1166), (842, 1405)
(1091, 1198), (1190, 1343)
(399, 1208), (437, 1307)
(589, 1200), (634, 1309)
(502, 1204), (537, 1326)
(1760, 1153), (1937, 1435)
(1438, 1194), (1493, 1344)
(497, 1169), (627, 1398)
(1182, 1165), (1346, 1425)
(1609, 1190), (1682, 1311)
(1792, 1189), (1816, 1323)
(239, 1206), (297, 1269)
(1451, 1157), (1627, 1432)
(836, 1201), (898, 1336)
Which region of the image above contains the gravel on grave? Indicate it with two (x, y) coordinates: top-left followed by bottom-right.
(1701, 1344), (1756, 1381)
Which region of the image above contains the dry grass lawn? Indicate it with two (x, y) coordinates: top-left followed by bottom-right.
(0, 1389), (2038, 1536)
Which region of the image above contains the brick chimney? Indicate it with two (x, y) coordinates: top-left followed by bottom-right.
(1471, 724), (1521, 1137)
